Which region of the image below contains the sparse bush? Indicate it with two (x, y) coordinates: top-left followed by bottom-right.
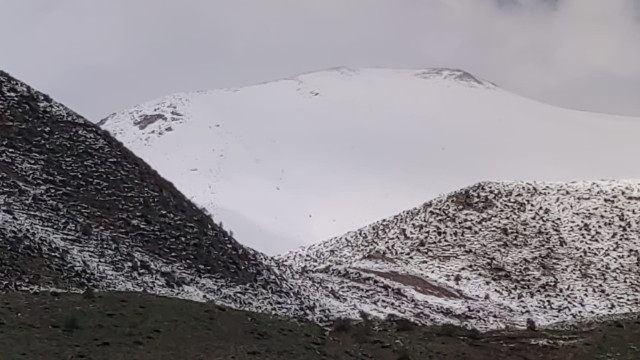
(82, 287), (95, 300)
(332, 317), (352, 332)
(435, 324), (483, 339)
(396, 319), (416, 332)
(385, 313), (400, 322)
(359, 310), (371, 323)
(396, 349), (411, 360)
(79, 223), (92, 236)
(352, 310), (374, 342)
(454, 274), (462, 285)
(526, 318), (537, 331)
(63, 316), (80, 332)
(436, 323), (461, 337)
(467, 328), (482, 340)
(352, 326), (370, 343)
(614, 321), (625, 329)
(161, 271), (185, 288)
(199, 206), (211, 216)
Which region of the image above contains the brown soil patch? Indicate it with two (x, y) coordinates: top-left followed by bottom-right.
(356, 268), (470, 299)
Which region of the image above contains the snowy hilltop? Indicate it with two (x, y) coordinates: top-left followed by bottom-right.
(99, 67), (640, 254)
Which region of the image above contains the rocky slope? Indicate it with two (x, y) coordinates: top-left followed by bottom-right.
(98, 67), (640, 254)
(0, 70), (300, 314)
(280, 181), (640, 329)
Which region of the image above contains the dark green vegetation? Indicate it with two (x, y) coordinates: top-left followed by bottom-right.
(0, 291), (638, 360)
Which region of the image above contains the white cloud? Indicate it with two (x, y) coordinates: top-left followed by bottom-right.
(0, 0), (639, 118)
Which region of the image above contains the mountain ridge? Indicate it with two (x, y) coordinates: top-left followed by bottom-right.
(99, 67), (640, 254)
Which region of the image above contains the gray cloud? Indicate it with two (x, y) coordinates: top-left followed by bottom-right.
(1, 0), (639, 119)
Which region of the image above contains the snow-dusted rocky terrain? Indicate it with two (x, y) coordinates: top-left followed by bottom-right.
(0, 70), (308, 316)
(99, 67), (640, 254)
(280, 180), (640, 329)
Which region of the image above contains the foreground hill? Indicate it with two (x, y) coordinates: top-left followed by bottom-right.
(0, 70), (295, 313)
(100, 67), (640, 254)
(280, 181), (640, 329)
(2, 291), (639, 360)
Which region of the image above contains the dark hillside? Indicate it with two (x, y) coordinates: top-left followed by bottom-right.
(0, 70), (276, 292)
(1, 291), (638, 360)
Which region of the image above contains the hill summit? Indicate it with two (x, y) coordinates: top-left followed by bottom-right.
(99, 67), (640, 254)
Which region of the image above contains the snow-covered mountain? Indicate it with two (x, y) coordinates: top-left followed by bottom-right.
(99, 67), (640, 254)
(280, 180), (640, 329)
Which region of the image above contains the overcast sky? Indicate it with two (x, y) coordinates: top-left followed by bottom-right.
(1, 0), (639, 120)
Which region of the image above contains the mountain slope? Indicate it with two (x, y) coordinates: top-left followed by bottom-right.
(0, 70), (296, 313)
(280, 180), (640, 329)
(99, 67), (640, 254)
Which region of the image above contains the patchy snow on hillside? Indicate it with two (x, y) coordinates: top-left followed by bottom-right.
(280, 181), (640, 330)
(0, 69), (311, 319)
(99, 67), (640, 255)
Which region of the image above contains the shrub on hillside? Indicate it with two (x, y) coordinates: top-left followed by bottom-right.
(396, 319), (416, 332)
(332, 317), (352, 332)
(526, 318), (537, 331)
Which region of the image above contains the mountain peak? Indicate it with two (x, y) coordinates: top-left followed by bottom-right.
(98, 66), (640, 256)
(413, 68), (496, 88)
(290, 67), (495, 89)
